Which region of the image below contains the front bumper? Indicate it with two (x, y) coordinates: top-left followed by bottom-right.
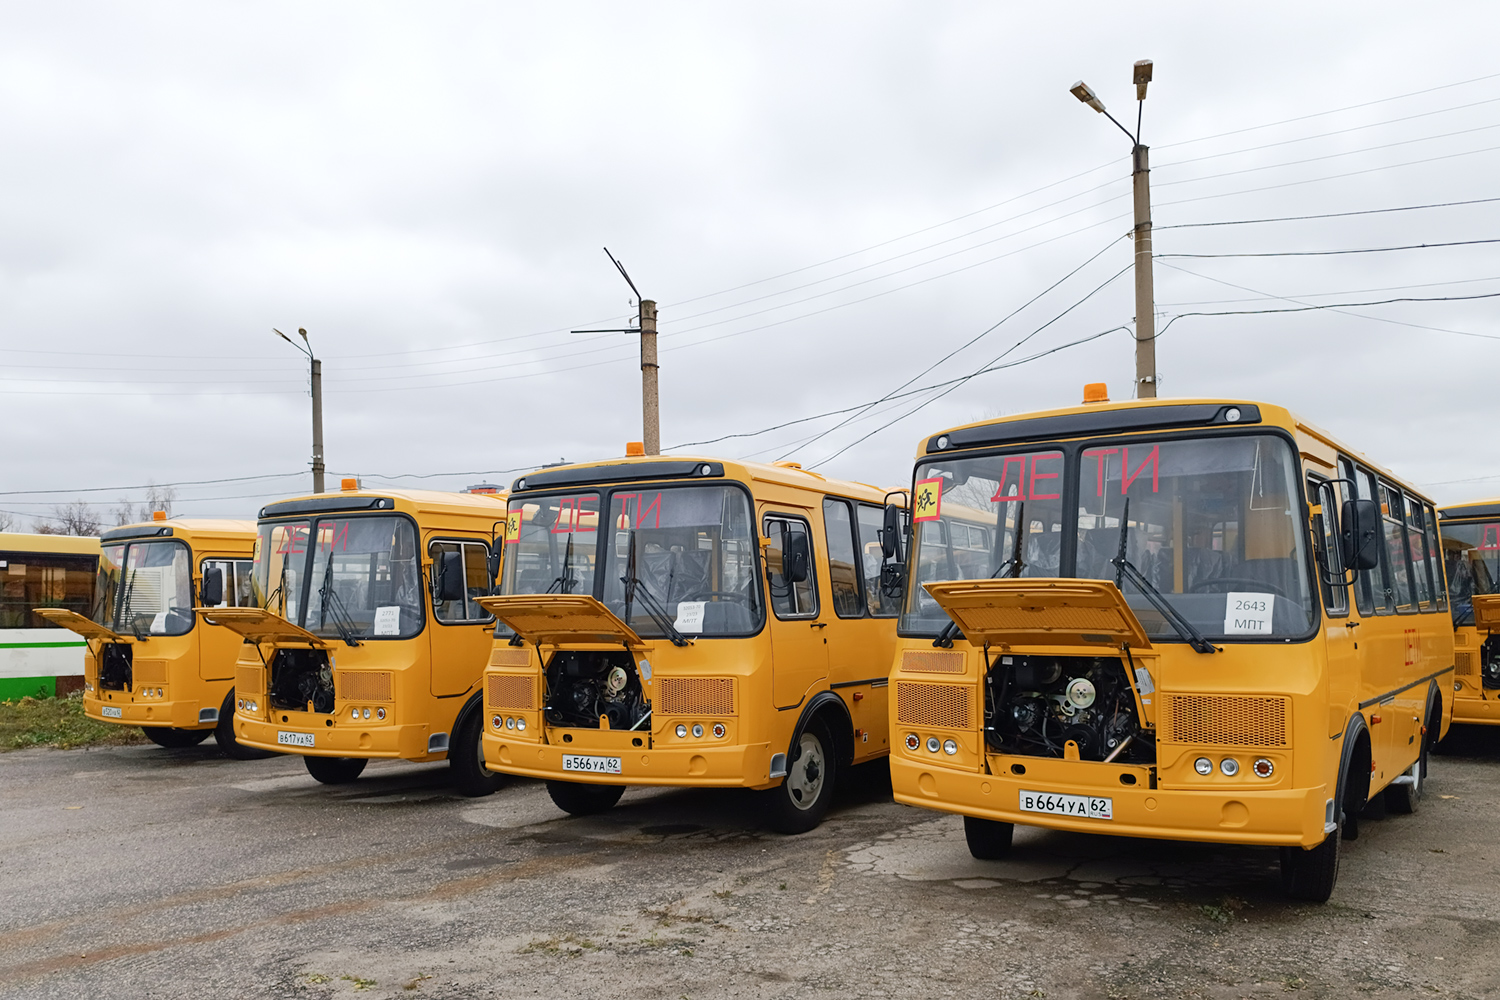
(483, 731), (775, 789)
(1453, 693), (1500, 726)
(85, 692), (209, 729)
(235, 712), (436, 760)
(891, 754), (1329, 848)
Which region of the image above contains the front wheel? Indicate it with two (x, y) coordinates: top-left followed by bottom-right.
(449, 703), (505, 797)
(214, 690), (276, 760)
(1280, 825), (1341, 902)
(762, 720), (838, 835)
(545, 780), (625, 816)
(964, 816), (1015, 859)
(304, 755), (367, 785)
(143, 726), (211, 749)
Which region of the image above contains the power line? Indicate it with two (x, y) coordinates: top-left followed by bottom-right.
(1155, 287), (1500, 340)
(1158, 238), (1500, 260)
(0, 472), (307, 498)
(1159, 273), (1500, 307)
(1156, 196), (1500, 231)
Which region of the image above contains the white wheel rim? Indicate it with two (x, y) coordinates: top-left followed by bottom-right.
(785, 732), (826, 811)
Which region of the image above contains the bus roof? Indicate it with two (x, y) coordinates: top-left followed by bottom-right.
(258, 488), (511, 522)
(508, 455), (901, 506)
(1439, 497), (1500, 520)
(0, 532), (100, 556)
(103, 518), (257, 543)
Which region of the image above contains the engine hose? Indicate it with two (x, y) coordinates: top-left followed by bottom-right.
(1102, 733), (1134, 764)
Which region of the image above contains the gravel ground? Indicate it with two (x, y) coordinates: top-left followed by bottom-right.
(1, 728), (1498, 1000)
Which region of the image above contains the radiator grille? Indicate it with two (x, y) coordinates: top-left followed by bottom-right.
(132, 659), (167, 685)
(658, 677), (734, 716)
(895, 682), (971, 729)
(901, 649), (964, 674)
(338, 671), (393, 702)
(1456, 651), (1475, 676)
(487, 673), (534, 711)
(1160, 694), (1289, 748)
(236, 665), (263, 696)
(489, 646), (531, 667)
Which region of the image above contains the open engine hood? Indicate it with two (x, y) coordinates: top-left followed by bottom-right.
(193, 607), (326, 646)
(474, 594), (645, 648)
(32, 608), (129, 643)
(1471, 593), (1500, 633)
(922, 578), (1153, 650)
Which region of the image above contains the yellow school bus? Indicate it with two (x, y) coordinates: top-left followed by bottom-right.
(1436, 498), (1500, 724)
(886, 391), (1453, 901)
(476, 455), (905, 832)
(211, 484), (510, 793)
(34, 518), (268, 757)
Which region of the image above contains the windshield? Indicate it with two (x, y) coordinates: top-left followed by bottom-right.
(601, 485), (762, 636)
(902, 433), (1317, 641)
(500, 493), (600, 597)
(1441, 520), (1500, 625)
(251, 516), (422, 639)
(92, 540), (194, 636)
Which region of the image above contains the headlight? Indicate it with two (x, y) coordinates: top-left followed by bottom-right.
(905, 733), (920, 751)
(1194, 757), (1213, 775)
(1252, 757), (1274, 778)
(351, 708), (359, 720)
(515, 717), (525, 732)
(506, 717), (516, 730)
(692, 724), (704, 738)
(925, 736), (940, 753)
(1220, 757), (1240, 777)
(362, 708), (371, 720)
(676, 724), (688, 738)
(942, 739), (958, 755)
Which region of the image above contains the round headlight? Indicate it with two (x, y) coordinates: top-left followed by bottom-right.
(506, 717), (516, 729)
(905, 733), (920, 751)
(676, 724), (688, 738)
(692, 724), (704, 738)
(925, 736), (940, 753)
(1194, 757), (1213, 775)
(1225, 407), (1241, 423)
(362, 708), (371, 720)
(943, 739), (958, 755)
(515, 717), (525, 731)
(492, 715), (503, 730)
(1253, 757), (1274, 778)
(1220, 757), (1240, 777)
(376, 707), (386, 721)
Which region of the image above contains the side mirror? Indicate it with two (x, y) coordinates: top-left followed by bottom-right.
(435, 551), (467, 603)
(200, 566), (224, 607)
(881, 502), (905, 561)
(785, 532), (811, 584)
(486, 547), (503, 593)
(1339, 498), (1382, 571)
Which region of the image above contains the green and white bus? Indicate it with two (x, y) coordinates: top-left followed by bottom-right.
(0, 532), (100, 700)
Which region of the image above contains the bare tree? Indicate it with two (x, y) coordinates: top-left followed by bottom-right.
(0, 510), (13, 533)
(141, 484), (175, 520)
(35, 501), (103, 537)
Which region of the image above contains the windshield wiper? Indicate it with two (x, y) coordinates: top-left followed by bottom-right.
(119, 565), (151, 641)
(264, 546), (291, 613)
(546, 533), (576, 595)
(1110, 498), (1217, 654)
(317, 552), (362, 647)
(935, 501), (1027, 648)
(621, 529), (690, 647)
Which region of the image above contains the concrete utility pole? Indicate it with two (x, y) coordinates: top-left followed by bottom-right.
(573, 250), (662, 454)
(1071, 59), (1158, 398)
(275, 327), (325, 493)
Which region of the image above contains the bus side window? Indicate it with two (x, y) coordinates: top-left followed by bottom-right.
(1340, 458), (1374, 617)
(821, 498), (864, 619)
(1403, 493), (1435, 611)
(855, 503), (901, 617)
(764, 517), (819, 619)
(1378, 483), (1415, 612)
(1355, 467), (1393, 614)
(1423, 503), (1447, 612)
(1306, 475), (1347, 617)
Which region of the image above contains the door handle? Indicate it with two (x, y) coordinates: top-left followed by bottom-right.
(810, 622), (827, 629)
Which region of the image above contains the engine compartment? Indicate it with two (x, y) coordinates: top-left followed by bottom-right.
(98, 643), (131, 692)
(1482, 635), (1500, 690)
(543, 650), (650, 730)
(983, 652), (1154, 765)
(268, 648), (335, 714)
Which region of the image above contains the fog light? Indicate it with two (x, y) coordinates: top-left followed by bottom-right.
(506, 717), (516, 730)
(692, 724), (704, 738)
(905, 733), (920, 751)
(515, 717), (525, 731)
(1194, 757), (1213, 775)
(676, 724), (688, 738)
(711, 722), (725, 739)
(943, 739), (958, 755)
(1253, 757), (1274, 778)
(376, 707), (386, 720)
(926, 736), (940, 753)
(362, 708), (371, 720)
(1220, 757), (1240, 777)
(492, 715), (503, 730)
(351, 708), (359, 720)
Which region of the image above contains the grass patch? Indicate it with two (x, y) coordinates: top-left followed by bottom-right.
(521, 933), (598, 956)
(0, 692), (149, 751)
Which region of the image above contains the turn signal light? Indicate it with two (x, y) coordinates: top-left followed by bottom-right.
(1252, 757), (1274, 778)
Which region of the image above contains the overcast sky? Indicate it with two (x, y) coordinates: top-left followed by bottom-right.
(4, 2), (1500, 528)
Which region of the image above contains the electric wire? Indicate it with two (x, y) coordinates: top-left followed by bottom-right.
(1158, 238), (1500, 260)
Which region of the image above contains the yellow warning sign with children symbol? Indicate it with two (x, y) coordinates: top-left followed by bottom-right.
(912, 477), (943, 523)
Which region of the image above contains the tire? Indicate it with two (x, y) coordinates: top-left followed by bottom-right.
(964, 816), (1015, 860)
(449, 701), (505, 797)
(1385, 736), (1428, 815)
(213, 689), (276, 761)
(545, 780), (625, 816)
(762, 719), (838, 835)
(143, 726), (211, 748)
(1280, 824), (1341, 902)
(304, 755), (367, 785)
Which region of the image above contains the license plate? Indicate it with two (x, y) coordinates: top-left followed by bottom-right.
(277, 731), (315, 748)
(101, 706), (122, 719)
(1019, 789), (1113, 820)
(562, 754), (621, 775)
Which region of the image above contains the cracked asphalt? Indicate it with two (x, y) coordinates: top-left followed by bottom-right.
(2, 728), (1499, 1000)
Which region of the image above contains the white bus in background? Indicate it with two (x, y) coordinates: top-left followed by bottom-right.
(0, 533), (100, 700)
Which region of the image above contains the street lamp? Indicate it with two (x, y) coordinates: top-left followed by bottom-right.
(274, 327), (325, 493)
(1071, 59), (1158, 398)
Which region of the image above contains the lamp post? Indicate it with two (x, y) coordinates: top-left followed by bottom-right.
(274, 327), (325, 493)
(1071, 59), (1157, 399)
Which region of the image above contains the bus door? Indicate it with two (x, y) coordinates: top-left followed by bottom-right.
(199, 558), (251, 681)
(427, 539), (497, 698)
(761, 509), (828, 710)
(1312, 474), (1360, 739)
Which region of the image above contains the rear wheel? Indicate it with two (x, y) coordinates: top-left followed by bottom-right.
(449, 702), (505, 797)
(304, 755), (367, 785)
(1280, 824), (1341, 902)
(763, 720), (838, 835)
(213, 689), (276, 760)
(963, 816), (1015, 860)
(143, 726), (211, 748)
(545, 780), (625, 816)
(1385, 734), (1428, 815)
